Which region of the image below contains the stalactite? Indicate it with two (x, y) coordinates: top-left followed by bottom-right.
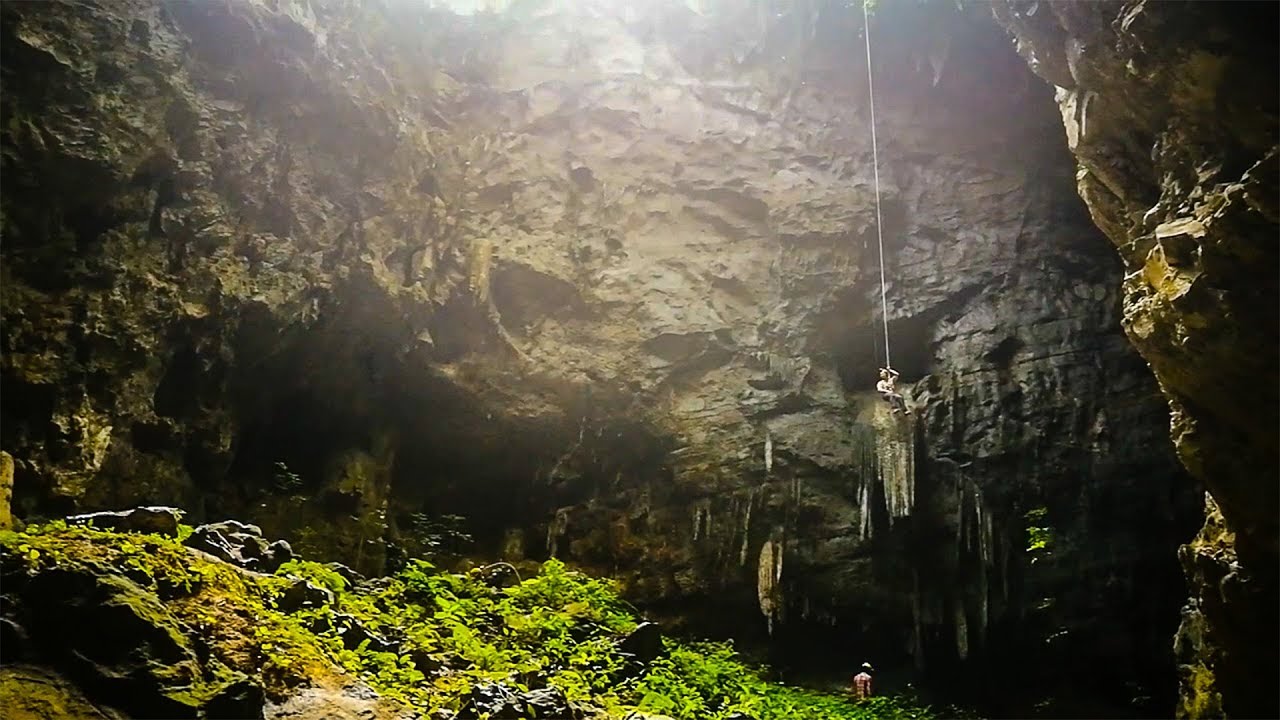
(978, 545), (989, 648)
(739, 491), (753, 566)
(850, 424), (878, 539)
(547, 507), (570, 557)
(859, 475), (873, 540)
(955, 602), (969, 660)
(764, 429), (773, 474)
(692, 501), (711, 542)
(757, 539), (778, 635)
(873, 406), (915, 522)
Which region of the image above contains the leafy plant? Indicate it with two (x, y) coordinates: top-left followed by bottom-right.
(404, 512), (473, 560)
(1025, 507), (1053, 560)
(0, 521), (950, 720)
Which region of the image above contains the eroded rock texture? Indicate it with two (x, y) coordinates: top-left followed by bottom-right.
(1, 0), (1201, 715)
(993, 2), (1278, 717)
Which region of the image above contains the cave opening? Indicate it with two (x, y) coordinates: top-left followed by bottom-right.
(0, 0), (1262, 718)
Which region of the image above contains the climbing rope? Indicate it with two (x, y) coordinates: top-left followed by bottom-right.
(862, 1), (891, 370)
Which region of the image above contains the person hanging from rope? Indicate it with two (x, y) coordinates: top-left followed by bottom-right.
(876, 367), (909, 414)
(862, 0), (906, 419)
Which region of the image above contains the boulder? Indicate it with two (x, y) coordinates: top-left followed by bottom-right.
(334, 614), (398, 653)
(407, 648), (444, 675)
(184, 523), (293, 573)
(522, 686), (577, 719)
(325, 562), (366, 587)
(204, 676), (267, 720)
(276, 579), (335, 614)
(11, 568), (203, 718)
(66, 507), (184, 537)
(0, 664), (128, 720)
(461, 683), (524, 719)
(618, 622), (664, 665)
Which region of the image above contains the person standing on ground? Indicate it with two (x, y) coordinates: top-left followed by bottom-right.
(852, 661), (874, 700)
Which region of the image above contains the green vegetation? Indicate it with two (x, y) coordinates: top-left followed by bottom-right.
(1024, 507), (1053, 561)
(1, 521), (947, 719)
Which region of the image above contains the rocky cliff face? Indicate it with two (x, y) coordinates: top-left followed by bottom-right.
(2, 0), (1201, 715)
(992, 2), (1278, 717)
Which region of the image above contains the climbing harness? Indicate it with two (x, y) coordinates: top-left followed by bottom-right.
(862, 1), (891, 370)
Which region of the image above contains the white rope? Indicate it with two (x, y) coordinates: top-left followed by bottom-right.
(862, 0), (891, 370)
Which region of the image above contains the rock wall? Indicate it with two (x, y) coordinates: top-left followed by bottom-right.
(992, 2), (1278, 717)
(1, 0), (1201, 715)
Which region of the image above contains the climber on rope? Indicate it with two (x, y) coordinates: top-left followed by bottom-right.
(876, 367), (910, 415)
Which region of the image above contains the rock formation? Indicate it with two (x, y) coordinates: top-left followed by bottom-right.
(993, 2), (1278, 717)
(0, 0), (1216, 715)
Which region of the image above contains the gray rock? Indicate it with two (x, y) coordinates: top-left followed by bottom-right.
(334, 613), (398, 653)
(66, 507), (184, 537)
(461, 683), (523, 719)
(276, 579), (334, 614)
(185, 523), (292, 573)
(521, 686), (576, 719)
(205, 676), (267, 720)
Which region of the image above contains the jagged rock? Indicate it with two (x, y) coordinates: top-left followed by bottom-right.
(66, 507), (183, 537)
(474, 562), (520, 589)
(0, 665), (127, 720)
(407, 648), (443, 675)
(0, 616), (28, 663)
(992, 3), (1278, 717)
(461, 683), (524, 719)
(264, 684), (417, 720)
(201, 520), (266, 537)
(2, 567), (204, 718)
(326, 562), (366, 587)
(276, 579), (335, 614)
(204, 676), (267, 720)
(618, 622), (664, 665)
(521, 687), (577, 719)
(185, 523), (293, 573)
(334, 614), (398, 654)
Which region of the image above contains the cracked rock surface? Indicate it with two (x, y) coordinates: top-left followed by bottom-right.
(994, 2), (1278, 717)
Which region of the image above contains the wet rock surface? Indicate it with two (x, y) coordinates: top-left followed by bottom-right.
(993, 2), (1278, 717)
(0, 0), (1213, 716)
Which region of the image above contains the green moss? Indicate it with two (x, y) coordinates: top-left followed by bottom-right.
(1, 522), (950, 719)
(1178, 663), (1223, 719)
(0, 666), (114, 720)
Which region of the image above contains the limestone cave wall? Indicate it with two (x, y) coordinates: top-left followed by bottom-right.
(993, 2), (1278, 717)
(0, 1), (1205, 715)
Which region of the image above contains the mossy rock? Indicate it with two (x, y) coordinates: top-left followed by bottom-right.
(0, 519), (950, 720)
(0, 665), (125, 720)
